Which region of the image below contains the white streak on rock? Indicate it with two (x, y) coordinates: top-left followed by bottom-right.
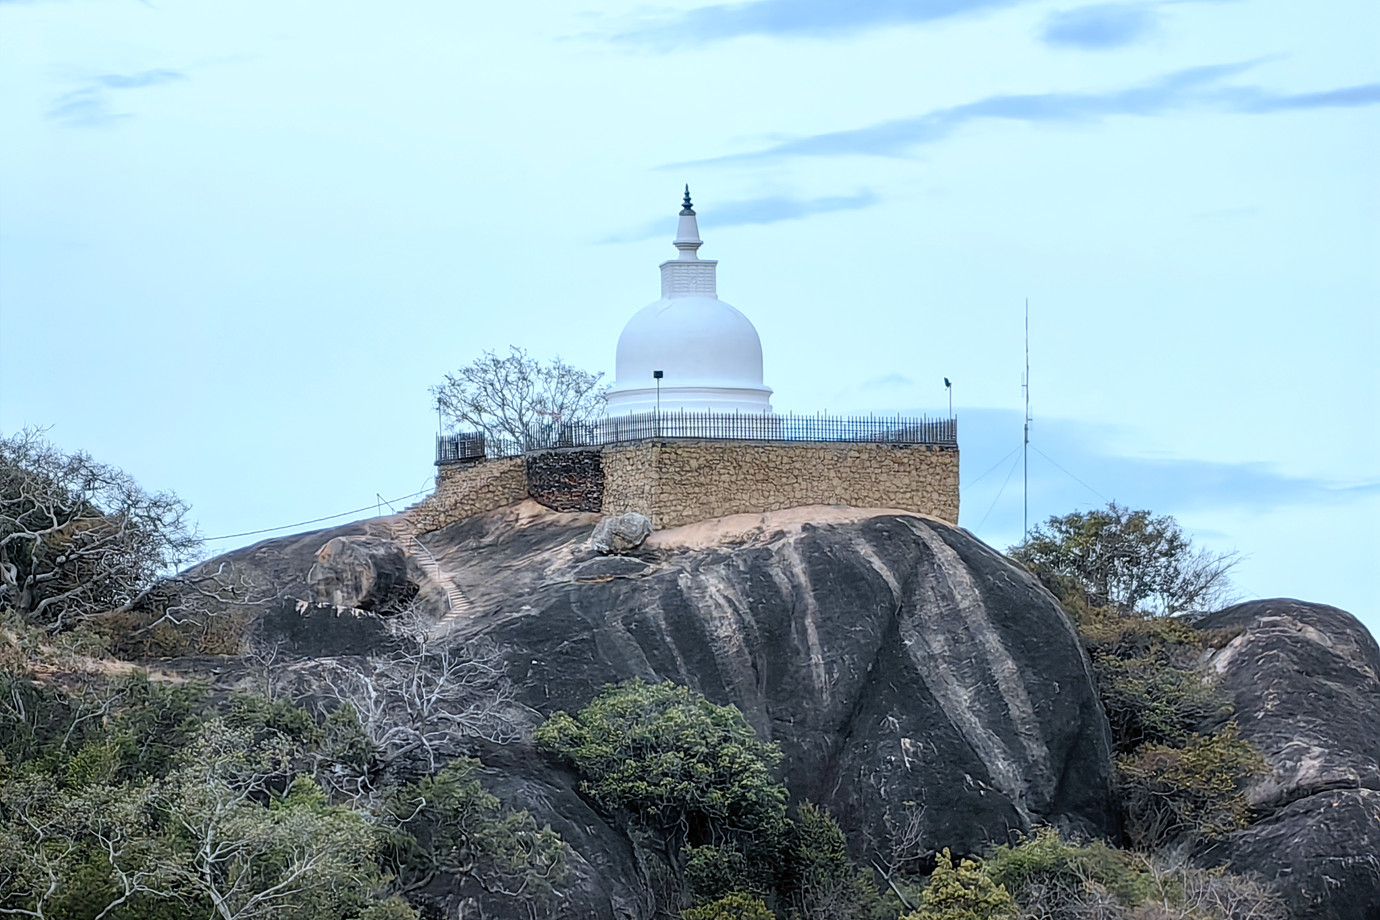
(899, 519), (1053, 816)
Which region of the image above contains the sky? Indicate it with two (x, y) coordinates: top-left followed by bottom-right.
(1, 0), (1376, 634)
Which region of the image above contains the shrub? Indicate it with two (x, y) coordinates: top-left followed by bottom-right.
(536, 679), (787, 848)
(681, 891), (775, 920)
(985, 826), (1154, 908)
(784, 802), (877, 920)
(685, 843), (769, 902)
(1117, 724), (1265, 850)
(984, 826), (1285, 919)
(904, 848), (1017, 920)
(1075, 608), (1233, 754)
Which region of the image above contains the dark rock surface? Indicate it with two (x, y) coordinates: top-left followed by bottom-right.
(305, 535), (414, 611)
(217, 501), (1116, 919)
(1198, 599), (1380, 919)
(572, 554), (656, 581)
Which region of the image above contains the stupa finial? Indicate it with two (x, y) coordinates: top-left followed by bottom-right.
(680, 184), (695, 216)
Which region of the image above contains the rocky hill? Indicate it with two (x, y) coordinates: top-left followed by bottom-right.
(179, 501), (1378, 918)
(1198, 600), (1380, 920)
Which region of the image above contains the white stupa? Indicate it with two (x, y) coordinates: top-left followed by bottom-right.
(605, 188), (773, 416)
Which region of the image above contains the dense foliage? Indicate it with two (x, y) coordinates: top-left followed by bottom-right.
(0, 614), (565, 919)
(536, 679), (788, 851)
(1061, 589), (1263, 850)
(904, 849), (1017, 920)
(982, 827), (1285, 919)
(539, 680), (884, 917)
(1010, 503), (1238, 616)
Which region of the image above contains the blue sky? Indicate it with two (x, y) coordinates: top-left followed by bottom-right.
(1, 0), (1375, 633)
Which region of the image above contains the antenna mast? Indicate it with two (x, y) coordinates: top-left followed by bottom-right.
(1023, 298), (1031, 540)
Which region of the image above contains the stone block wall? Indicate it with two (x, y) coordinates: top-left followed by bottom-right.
(407, 457), (528, 534)
(526, 448), (604, 513)
(410, 440), (959, 533)
(600, 440), (959, 529)
(602, 443), (659, 524)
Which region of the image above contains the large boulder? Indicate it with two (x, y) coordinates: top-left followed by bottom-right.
(1197, 599), (1380, 919)
(588, 512), (652, 554)
(305, 535), (413, 611)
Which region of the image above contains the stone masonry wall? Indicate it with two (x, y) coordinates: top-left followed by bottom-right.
(600, 440), (959, 529)
(601, 443), (659, 525)
(407, 441), (959, 534)
(406, 457), (528, 534)
(526, 448), (604, 513)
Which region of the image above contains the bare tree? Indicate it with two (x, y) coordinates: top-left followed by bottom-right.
(316, 625), (521, 783)
(431, 347), (607, 452)
(0, 429), (200, 631)
(159, 721), (393, 920)
(0, 429), (276, 641)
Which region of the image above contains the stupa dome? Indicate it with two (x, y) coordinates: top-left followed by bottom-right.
(605, 189), (773, 416)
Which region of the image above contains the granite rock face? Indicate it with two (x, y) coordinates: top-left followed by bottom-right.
(236, 503), (1117, 919)
(1197, 599), (1380, 919)
(305, 535), (413, 611)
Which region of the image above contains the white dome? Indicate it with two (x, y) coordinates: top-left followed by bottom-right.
(605, 192), (773, 416)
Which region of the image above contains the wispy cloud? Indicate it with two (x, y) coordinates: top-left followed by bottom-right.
(602, 190), (878, 243)
(613, 0), (1032, 46)
(96, 69), (185, 89)
(48, 68), (186, 127)
(673, 63), (1380, 166)
(1230, 83), (1380, 112)
(1041, 3), (1160, 49)
(48, 89), (126, 127)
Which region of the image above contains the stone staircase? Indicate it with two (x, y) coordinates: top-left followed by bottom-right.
(387, 517), (474, 634)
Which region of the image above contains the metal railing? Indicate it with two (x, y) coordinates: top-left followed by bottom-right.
(437, 411), (956, 464)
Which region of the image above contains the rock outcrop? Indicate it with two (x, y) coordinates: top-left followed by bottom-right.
(225, 502), (1117, 918)
(1197, 599), (1380, 919)
(588, 511), (652, 554)
(305, 535), (413, 611)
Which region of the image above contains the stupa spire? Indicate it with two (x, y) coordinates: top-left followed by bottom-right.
(673, 184), (703, 261)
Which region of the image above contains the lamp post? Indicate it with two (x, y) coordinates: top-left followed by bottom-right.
(653, 370), (663, 437)
(944, 377), (952, 419)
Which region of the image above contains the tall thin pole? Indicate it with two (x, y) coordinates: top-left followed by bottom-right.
(1023, 298), (1030, 540)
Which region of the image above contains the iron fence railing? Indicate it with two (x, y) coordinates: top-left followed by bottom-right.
(437, 411), (956, 464)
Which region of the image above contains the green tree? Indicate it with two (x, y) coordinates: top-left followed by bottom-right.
(536, 679), (787, 850)
(537, 679), (789, 910)
(784, 802), (875, 920)
(1010, 503), (1238, 616)
(904, 849), (1016, 920)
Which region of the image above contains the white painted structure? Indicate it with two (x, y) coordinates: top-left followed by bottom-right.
(605, 190), (774, 417)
